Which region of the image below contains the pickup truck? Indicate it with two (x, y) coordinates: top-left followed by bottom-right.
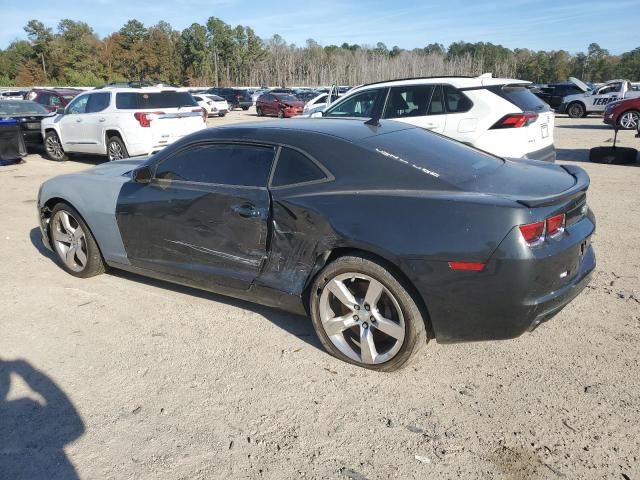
(560, 78), (640, 118)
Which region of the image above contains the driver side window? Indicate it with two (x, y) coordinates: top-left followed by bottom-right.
(66, 95), (89, 114)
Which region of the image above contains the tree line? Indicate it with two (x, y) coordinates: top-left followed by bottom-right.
(1, 17), (639, 87)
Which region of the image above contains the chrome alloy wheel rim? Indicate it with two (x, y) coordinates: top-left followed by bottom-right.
(45, 134), (64, 159)
(51, 210), (88, 272)
(620, 111), (639, 129)
(108, 141), (124, 161)
(319, 273), (405, 364)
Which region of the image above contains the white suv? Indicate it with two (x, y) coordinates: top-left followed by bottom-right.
(317, 76), (555, 161)
(41, 87), (207, 161)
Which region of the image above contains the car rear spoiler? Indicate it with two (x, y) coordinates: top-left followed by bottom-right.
(516, 165), (590, 208)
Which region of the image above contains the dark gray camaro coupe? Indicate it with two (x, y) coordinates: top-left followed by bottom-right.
(38, 119), (595, 371)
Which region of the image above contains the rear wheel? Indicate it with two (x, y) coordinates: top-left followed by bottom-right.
(242, 106), (249, 111)
(256, 106), (263, 117)
(277, 109), (285, 119)
(107, 136), (128, 161)
(566, 102), (586, 118)
(44, 130), (67, 161)
(618, 110), (640, 130)
(310, 255), (427, 371)
(49, 203), (105, 278)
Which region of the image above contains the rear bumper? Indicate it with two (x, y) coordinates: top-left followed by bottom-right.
(523, 144), (556, 162)
(602, 112), (616, 126)
(407, 214), (596, 343)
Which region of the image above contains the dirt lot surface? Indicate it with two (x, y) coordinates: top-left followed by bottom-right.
(1, 113), (639, 480)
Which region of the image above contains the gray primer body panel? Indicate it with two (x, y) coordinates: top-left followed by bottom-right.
(39, 161), (141, 265)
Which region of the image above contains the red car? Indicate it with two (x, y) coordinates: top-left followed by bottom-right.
(24, 88), (83, 113)
(603, 97), (640, 130)
(256, 93), (304, 118)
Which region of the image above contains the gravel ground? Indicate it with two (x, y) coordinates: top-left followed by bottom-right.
(0, 113), (639, 480)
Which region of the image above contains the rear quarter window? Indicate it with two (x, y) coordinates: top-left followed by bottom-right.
(271, 147), (328, 187)
(116, 91), (196, 109)
(487, 85), (550, 112)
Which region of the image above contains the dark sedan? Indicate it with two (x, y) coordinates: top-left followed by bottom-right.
(37, 119), (595, 371)
(0, 100), (52, 145)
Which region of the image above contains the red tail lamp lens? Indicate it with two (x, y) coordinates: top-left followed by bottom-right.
(448, 261), (486, 271)
(491, 112), (539, 129)
(547, 214), (565, 236)
(519, 221), (545, 245)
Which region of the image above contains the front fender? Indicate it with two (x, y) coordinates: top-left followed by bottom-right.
(39, 173), (130, 265)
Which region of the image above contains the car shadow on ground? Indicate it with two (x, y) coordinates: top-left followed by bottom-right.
(28, 228), (323, 352)
(0, 358), (84, 479)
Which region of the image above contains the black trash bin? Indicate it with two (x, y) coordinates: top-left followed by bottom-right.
(0, 119), (27, 165)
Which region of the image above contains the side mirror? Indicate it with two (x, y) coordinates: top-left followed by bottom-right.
(56, 108), (66, 115)
(310, 111), (323, 118)
(132, 165), (152, 183)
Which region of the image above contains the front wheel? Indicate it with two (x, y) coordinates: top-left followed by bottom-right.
(49, 203), (106, 278)
(566, 102), (586, 118)
(310, 255), (427, 371)
(277, 110), (285, 119)
(44, 130), (67, 161)
(618, 110), (640, 130)
(256, 106), (263, 117)
(107, 136), (129, 161)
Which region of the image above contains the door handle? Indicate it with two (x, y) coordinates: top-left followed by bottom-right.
(231, 203), (260, 218)
(99, 118), (106, 122)
(75, 118), (83, 123)
(424, 123), (437, 130)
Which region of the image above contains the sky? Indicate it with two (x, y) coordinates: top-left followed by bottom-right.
(0, 0), (638, 54)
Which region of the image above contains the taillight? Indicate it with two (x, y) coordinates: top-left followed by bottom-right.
(491, 112), (538, 129)
(134, 111), (164, 128)
(546, 213), (565, 237)
(519, 221), (545, 246)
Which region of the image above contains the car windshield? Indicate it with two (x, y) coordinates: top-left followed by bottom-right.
(359, 127), (503, 186)
(0, 100), (49, 115)
(207, 95), (224, 101)
(115, 91), (197, 109)
(275, 94), (298, 101)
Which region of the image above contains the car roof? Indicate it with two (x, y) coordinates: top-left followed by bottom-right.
(353, 75), (530, 91)
(32, 88), (83, 94)
(208, 118), (415, 142)
(88, 87), (187, 94)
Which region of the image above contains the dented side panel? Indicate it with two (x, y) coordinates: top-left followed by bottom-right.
(116, 180), (270, 291)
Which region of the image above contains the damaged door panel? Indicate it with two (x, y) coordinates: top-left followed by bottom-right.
(116, 142), (275, 291)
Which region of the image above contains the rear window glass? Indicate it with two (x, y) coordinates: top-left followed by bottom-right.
(360, 128), (503, 186)
(115, 91), (196, 109)
(489, 85), (549, 112)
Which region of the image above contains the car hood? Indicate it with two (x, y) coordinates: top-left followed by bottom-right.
(282, 101), (305, 107)
(568, 77), (590, 92)
(84, 158), (149, 177)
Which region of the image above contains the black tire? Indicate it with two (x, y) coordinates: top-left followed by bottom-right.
(218, 112), (226, 117)
(44, 130), (67, 161)
(242, 106), (249, 111)
(589, 146), (638, 165)
(256, 106), (263, 117)
(277, 109), (285, 119)
(566, 102), (586, 119)
(49, 202), (106, 278)
(617, 110), (640, 130)
(309, 255), (427, 372)
(106, 135), (129, 161)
